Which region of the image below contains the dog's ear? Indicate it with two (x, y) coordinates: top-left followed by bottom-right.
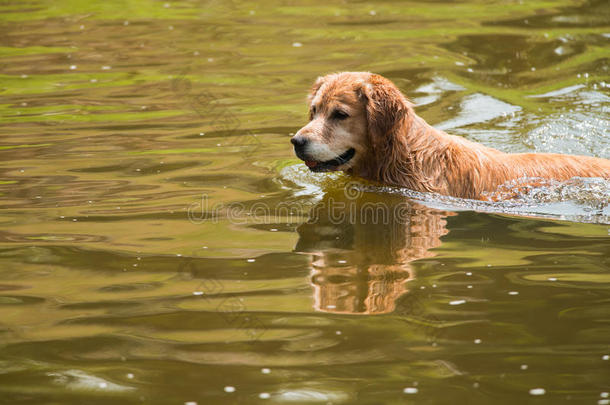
(360, 74), (410, 156)
(306, 76), (326, 119)
(307, 76), (325, 105)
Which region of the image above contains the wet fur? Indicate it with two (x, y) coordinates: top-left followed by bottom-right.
(301, 72), (610, 200)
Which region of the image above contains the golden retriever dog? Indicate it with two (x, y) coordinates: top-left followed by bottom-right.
(291, 72), (610, 200)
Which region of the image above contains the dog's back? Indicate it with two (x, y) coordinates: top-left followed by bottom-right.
(441, 133), (610, 199)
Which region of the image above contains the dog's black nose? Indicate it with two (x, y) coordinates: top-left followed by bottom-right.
(291, 136), (308, 148)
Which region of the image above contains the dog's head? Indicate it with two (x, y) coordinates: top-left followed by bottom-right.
(291, 72), (411, 174)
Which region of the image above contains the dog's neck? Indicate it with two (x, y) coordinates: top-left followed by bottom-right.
(355, 111), (524, 199)
(354, 111), (455, 194)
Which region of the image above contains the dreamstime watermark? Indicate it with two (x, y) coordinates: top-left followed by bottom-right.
(170, 68), (261, 159)
(178, 256), (267, 342)
(187, 182), (419, 226)
(181, 182), (447, 342)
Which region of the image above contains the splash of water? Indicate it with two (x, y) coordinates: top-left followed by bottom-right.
(486, 177), (610, 209)
(282, 164), (610, 224)
(373, 176), (610, 224)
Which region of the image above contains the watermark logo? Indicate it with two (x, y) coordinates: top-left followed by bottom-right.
(185, 181), (427, 226)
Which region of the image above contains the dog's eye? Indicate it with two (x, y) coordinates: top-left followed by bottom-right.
(331, 110), (349, 120)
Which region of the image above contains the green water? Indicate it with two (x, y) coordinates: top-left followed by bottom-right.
(1, 0), (609, 404)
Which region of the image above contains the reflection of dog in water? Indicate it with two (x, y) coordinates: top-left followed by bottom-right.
(295, 186), (451, 315)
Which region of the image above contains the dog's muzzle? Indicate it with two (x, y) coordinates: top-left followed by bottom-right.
(300, 148), (356, 173)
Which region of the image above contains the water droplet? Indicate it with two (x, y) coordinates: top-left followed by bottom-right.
(292, 42), (302, 47)
(449, 300), (466, 305)
(224, 386), (235, 393)
(403, 387), (418, 394)
(259, 393), (271, 399)
(529, 388), (546, 396)
(261, 368), (271, 374)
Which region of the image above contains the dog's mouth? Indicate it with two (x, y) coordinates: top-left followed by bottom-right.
(303, 148), (356, 172)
